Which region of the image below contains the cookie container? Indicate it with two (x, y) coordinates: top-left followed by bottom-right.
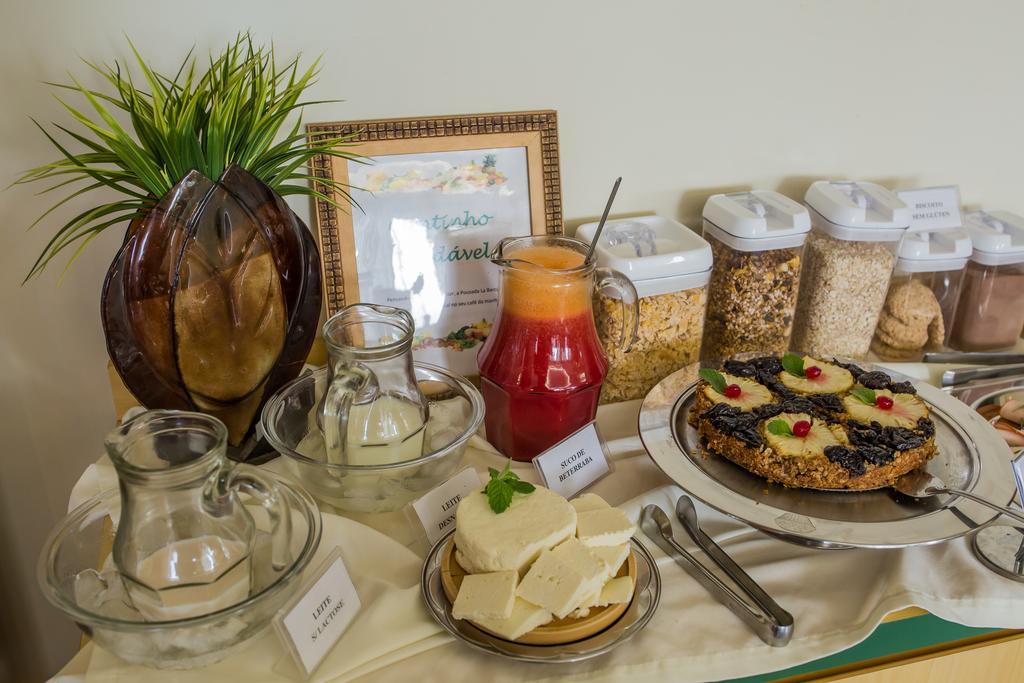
(791, 181), (910, 359)
(948, 210), (1024, 351)
(871, 229), (972, 360)
(577, 216), (712, 403)
(700, 191), (810, 363)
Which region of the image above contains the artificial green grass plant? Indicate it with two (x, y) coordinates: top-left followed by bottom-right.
(14, 34), (360, 281)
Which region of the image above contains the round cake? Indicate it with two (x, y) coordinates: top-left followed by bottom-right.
(689, 355), (938, 490)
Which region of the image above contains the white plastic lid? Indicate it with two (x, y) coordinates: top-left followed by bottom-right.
(805, 180), (911, 241)
(576, 215), (712, 297)
(895, 229), (972, 273)
(702, 191), (810, 250)
(963, 210), (1024, 266)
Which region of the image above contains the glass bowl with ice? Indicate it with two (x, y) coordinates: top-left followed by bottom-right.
(260, 363), (485, 513)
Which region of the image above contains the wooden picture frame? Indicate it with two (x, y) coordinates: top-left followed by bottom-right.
(306, 110), (562, 375)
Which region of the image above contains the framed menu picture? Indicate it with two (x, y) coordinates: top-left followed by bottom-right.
(307, 111), (562, 376)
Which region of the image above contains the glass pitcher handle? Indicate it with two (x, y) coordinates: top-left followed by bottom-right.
(595, 267), (640, 352)
(321, 363), (371, 465)
(219, 465), (293, 571)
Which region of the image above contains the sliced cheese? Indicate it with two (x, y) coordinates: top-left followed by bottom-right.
(451, 570), (517, 621)
(595, 575), (634, 607)
(470, 597), (552, 641)
(570, 493), (610, 514)
(454, 486), (576, 574)
(548, 538), (606, 584)
(576, 507), (636, 547)
(516, 549), (603, 619)
(589, 543), (631, 579)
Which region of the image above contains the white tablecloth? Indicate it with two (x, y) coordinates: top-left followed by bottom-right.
(53, 364), (1024, 683)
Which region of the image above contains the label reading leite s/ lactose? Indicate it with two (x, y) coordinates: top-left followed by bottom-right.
(275, 549), (361, 679)
(533, 422), (612, 499)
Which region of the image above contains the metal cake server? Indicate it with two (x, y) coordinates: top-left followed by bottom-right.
(893, 470), (1024, 526)
(640, 502), (794, 647)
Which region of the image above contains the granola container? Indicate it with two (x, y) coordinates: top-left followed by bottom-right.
(791, 181), (910, 359)
(871, 228), (972, 360)
(700, 191), (810, 363)
(577, 216), (712, 403)
(948, 210), (1024, 351)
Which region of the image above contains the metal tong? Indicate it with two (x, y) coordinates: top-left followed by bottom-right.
(640, 496), (794, 647)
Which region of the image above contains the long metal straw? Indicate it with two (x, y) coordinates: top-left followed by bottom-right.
(584, 177), (622, 264)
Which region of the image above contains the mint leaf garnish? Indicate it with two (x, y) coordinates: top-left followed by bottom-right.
(781, 353), (805, 378)
(483, 461), (535, 513)
(699, 368), (727, 394)
(850, 387), (876, 405)
(766, 419), (793, 436)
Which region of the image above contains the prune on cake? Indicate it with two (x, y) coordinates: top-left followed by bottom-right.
(824, 446), (867, 476)
(857, 371), (892, 390)
(889, 381), (917, 395)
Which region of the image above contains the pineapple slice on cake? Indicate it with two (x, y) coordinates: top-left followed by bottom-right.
(699, 370), (773, 411)
(778, 354), (854, 395)
(762, 413), (847, 458)
(843, 387), (929, 429)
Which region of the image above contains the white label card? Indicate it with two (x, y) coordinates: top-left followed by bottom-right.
(275, 548), (361, 679)
(896, 186), (963, 231)
(533, 422), (612, 498)
(411, 468), (482, 544)
(1012, 451), (1024, 508)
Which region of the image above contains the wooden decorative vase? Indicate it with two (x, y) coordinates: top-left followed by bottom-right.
(101, 165), (322, 459)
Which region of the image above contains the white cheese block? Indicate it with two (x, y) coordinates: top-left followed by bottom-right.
(576, 507), (636, 547)
(455, 486), (576, 574)
(516, 549), (604, 619)
(588, 543), (631, 579)
(570, 493), (610, 514)
(452, 571), (517, 621)
(470, 597), (553, 641)
(568, 587), (602, 619)
(595, 576), (634, 607)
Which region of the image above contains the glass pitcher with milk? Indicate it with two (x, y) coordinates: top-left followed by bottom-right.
(319, 303), (428, 465)
(106, 410), (291, 621)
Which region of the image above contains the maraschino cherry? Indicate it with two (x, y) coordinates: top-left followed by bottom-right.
(724, 384), (742, 398)
(792, 420), (812, 437)
(805, 366), (822, 379)
(876, 395), (894, 410)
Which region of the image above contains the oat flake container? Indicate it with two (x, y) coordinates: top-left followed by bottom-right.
(948, 210), (1024, 351)
(791, 181), (910, 359)
(577, 216), (712, 403)
(700, 190), (810, 363)
(871, 228), (972, 360)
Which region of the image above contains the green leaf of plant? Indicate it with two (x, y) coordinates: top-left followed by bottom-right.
(510, 480), (535, 494)
(850, 387), (876, 405)
(485, 479), (514, 514)
(766, 419), (793, 436)
(781, 353), (805, 378)
(699, 368), (727, 394)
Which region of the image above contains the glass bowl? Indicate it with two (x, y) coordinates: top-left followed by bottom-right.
(38, 477), (321, 669)
(261, 363), (484, 513)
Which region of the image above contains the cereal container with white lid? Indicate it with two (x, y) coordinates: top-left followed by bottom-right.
(791, 180), (911, 359)
(700, 190), (810, 363)
(948, 210), (1024, 351)
(576, 216), (712, 403)
(871, 228), (972, 360)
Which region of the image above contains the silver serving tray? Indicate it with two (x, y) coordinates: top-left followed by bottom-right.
(420, 530), (661, 663)
(638, 365), (1018, 549)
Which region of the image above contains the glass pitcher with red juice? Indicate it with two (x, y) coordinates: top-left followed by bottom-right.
(478, 236), (638, 461)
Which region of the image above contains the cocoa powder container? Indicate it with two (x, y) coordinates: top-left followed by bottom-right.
(949, 210), (1024, 351)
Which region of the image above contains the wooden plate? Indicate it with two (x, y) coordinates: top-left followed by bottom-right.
(440, 539), (636, 645)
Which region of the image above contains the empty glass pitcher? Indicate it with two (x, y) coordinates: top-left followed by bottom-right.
(320, 303), (428, 466)
(106, 410), (291, 621)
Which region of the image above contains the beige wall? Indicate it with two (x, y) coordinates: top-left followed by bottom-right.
(2, 0), (1023, 677)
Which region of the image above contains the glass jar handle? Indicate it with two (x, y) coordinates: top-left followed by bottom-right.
(320, 363), (372, 465)
(211, 464), (293, 571)
(595, 267), (639, 352)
